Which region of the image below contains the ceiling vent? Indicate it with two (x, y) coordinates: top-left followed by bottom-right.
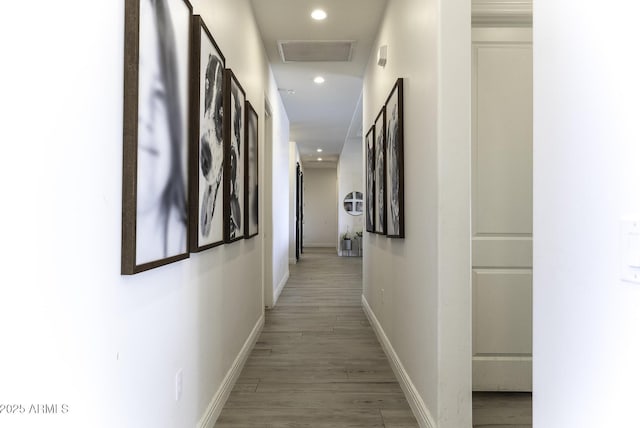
(278, 40), (355, 63)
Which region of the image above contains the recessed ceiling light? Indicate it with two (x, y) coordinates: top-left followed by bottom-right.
(314, 76), (325, 84)
(311, 9), (327, 20)
(317, 148), (323, 153)
(317, 157), (323, 161)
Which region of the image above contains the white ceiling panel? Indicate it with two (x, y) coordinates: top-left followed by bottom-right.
(250, 0), (387, 165)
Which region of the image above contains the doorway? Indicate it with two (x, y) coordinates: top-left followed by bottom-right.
(295, 162), (303, 260)
(263, 99), (274, 308)
(471, 25), (533, 427)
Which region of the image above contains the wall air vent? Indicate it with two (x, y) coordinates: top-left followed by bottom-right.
(277, 40), (355, 63)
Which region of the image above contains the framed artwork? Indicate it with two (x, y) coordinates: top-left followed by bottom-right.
(365, 126), (375, 232)
(385, 78), (405, 238)
(122, 0), (193, 274)
(374, 107), (386, 235)
(223, 69), (246, 242)
(189, 15), (225, 252)
(245, 101), (259, 238)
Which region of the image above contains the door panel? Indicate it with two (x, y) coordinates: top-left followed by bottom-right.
(475, 48), (533, 235)
(472, 29), (532, 391)
(474, 270), (532, 354)
(472, 237), (532, 268)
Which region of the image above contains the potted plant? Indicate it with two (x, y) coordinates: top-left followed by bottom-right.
(341, 231), (352, 251)
(353, 230), (363, 256)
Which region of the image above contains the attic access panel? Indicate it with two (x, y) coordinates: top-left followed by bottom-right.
(277, 40), (355, 62)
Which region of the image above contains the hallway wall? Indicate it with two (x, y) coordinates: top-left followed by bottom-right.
(303, 166), (338, 248)
(268, 87), (291, 309)
(0, 1), (289, 427)
(362, 0), (471, 426)
(337, 134), (364, 256)
(534, 0), (640, 426)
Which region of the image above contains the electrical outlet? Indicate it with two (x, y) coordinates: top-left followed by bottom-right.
(381, 288), (385, 304)
(175, 369), (183, 401)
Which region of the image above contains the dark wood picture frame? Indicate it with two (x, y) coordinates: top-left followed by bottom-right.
(189, 15), (226, 252)
(385, 78), (405, 238)
(365, 125), (375, 233)
(374, 107), (386, 235)
(223, 69), (246, 243)
(122, 0), (193, 274)
(245, 101), (259, 239)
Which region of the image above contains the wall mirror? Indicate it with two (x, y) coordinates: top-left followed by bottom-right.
(343, 191), (363, 216)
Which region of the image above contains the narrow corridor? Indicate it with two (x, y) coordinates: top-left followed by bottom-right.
(216, 248), (418, 427)
(215, 248), (532, 427)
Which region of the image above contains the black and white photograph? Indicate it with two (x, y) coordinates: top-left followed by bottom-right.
(365, 126), (375, 232)
(122, 0), (192, 274)
(189, 16), (226, 252)
(245, 101), (259, 238)
(374, 107), (386, 235)
(385, 78), (404, 238)
(223, 70), (246, 242)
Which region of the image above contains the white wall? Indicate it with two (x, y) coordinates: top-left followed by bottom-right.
(337, 137), (364, 255)
(303, 167), (338, 248)
(0, 1), (289, 427)
(269, 90), (291, 307)
(534, 1), (640, 426)
(362, 0), (471, 426)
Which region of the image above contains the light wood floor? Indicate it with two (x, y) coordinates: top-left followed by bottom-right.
(216, 247), (417, 427)
(472, 392), (532, 427)
(216, 247), (532, 427)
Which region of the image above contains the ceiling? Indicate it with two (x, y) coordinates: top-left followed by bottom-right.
(250, 0), (388, 167)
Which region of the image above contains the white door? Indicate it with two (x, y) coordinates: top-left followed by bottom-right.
(472, 28), (532, 391)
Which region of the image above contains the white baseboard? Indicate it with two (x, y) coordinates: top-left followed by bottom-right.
(303, 243), (336, 248)
(273, 270), (289, 307)
(361, 296), (436, 428)
(197, 314), (265, 428)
